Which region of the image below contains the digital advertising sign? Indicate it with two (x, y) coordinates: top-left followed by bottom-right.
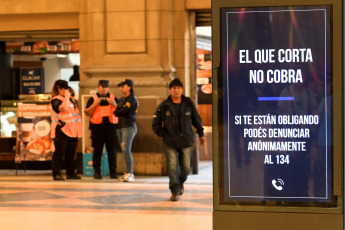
(221, 6), (332, 203)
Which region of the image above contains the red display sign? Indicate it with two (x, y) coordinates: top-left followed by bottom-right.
(16, 103), (53, 162)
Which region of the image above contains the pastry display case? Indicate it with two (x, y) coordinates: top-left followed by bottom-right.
(0, 95), (51, 162)
(0, 100), (21, 138)
(0, 100), (22, 162)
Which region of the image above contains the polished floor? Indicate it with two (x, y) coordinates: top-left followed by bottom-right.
(0, 161), (212, 230)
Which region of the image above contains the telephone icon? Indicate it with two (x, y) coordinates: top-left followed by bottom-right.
(272, 178), (284, 191)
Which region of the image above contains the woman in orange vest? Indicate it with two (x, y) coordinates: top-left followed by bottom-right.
(51, 80), (82, 180)
(84, 80), (118, 179)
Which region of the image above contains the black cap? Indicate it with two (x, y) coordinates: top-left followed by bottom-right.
(99, 80), (109, 87)
(118, 79), (133, 87)
(56, 80), (69, 89)
(169, 78), (183, 89)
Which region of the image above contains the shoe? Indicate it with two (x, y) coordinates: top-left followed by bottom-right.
(179, 184), (184, 195)
(124, 173), (134, 182)
(66, 174), (81, 180)
(110, 173), (118, 179)
(170, 192), (179, 201)
(53, 174), (65, 181)
(118, 173), (125, 181)
(93, 172), (102, 179)
(119, 173), (134, 182)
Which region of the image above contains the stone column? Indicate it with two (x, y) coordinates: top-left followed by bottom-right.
(78, 0), (192, 175)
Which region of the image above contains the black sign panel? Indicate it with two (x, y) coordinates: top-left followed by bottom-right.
(221, 6), (332, 202)
(20, 68), (45, 94)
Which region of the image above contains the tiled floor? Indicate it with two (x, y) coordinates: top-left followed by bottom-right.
(0, 161), (213, 230)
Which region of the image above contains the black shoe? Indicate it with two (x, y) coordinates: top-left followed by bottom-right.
(179, 184), (184, 195)
(94, 172), (102, 179)
(170, 192), (179, 201)
(53, 174), (65, 181)
(110, 173), (118, 179)
(66, 174), (82, 180)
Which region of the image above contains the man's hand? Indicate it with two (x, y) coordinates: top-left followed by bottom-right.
(59, 90), (71, 112)
(94, 97), (102, 106)
(108, 97), (117, 108)
(85, 97), (101, 116)
(199, 136), (206, 145)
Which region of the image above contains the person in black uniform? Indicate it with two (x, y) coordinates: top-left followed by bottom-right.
(84, 80), (118, 179)
(115, 79), (138, 182)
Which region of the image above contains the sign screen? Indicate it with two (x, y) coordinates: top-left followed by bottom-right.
(221, 6), (332, 203)
(20, 68), (45, 95)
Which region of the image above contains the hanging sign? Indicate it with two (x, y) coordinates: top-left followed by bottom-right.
(20, 68), (45, 94)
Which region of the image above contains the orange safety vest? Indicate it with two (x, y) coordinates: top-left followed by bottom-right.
(51, 95), (82, 138)
(90, 93), (118, 124)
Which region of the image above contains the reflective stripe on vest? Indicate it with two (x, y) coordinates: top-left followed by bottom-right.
(50, 95), (83, 138)
(90, 93), (118, 124)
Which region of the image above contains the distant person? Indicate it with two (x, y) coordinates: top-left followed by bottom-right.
(50, 80), (82, 180)
(152, 78), (205, 201)
(115, 79), (138, 182)
(84, 80), (119, 179)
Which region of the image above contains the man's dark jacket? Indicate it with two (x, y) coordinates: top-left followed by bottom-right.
(152, 95), (204, 149)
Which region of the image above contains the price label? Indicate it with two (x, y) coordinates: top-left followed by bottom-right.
(34, 120), (50, 137)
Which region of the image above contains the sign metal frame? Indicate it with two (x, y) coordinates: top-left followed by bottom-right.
(212, 0), (343, 213)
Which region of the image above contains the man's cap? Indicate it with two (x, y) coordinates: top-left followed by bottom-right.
(169, 78), (183, 89)
(118, 79), (133, 87)
(56, 80), (69, 89)
(99, 80), (109, 87)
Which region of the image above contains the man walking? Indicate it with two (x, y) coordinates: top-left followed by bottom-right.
(84, 80), (118, 179)
(152, 78), (205, 201)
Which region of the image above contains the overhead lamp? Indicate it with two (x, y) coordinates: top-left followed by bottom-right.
(67, 53), (80, 66)
(69, 65), (80, 81)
